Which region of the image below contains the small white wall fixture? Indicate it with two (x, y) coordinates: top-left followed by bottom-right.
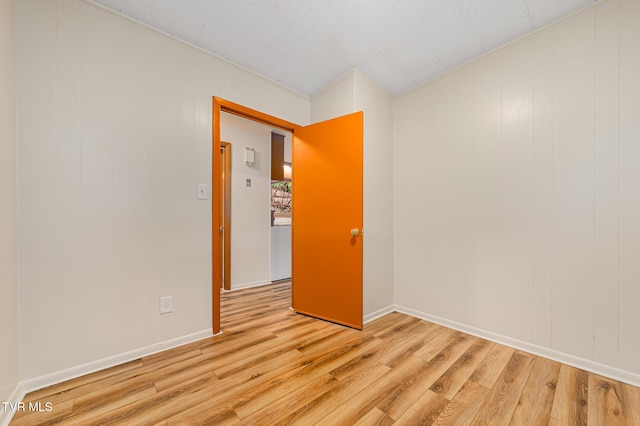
(244, 147), (255, 166)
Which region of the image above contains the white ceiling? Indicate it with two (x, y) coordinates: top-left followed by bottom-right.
(91, 0), (595, 96)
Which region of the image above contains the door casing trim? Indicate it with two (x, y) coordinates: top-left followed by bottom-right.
(220, 141), (231, 291)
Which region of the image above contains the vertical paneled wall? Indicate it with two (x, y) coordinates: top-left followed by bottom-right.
(353, 72), (395, 317)
(551, 11), (595, 361)
(0, 0), (19, 404)
(393, 0), (640, 377)
(310, 70), (395, 317)
(618, 0), (640, 371)
(16, 0), (309, 381)
(17, 0), (60, 378)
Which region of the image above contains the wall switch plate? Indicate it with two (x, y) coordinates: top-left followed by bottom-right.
(196, 184), (208, 200)
(159, 296), (173, 314)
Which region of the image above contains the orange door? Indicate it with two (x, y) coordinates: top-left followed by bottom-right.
(292, 111), (363, 329)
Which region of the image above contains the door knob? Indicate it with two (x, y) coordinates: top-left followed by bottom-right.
(350, 228), (360, 237)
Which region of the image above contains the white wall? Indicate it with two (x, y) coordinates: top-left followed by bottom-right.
(220, 113), (272, 289)
(311, 70), (395, 318)
(394, 0), (640, 382)
(270, 226), (291, 281)
(311, 74), (355, 121)
(0, 0), (19, 409)
(15, 0), (309, 383)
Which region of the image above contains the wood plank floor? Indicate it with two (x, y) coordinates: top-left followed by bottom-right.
(12, 281), (640, 425)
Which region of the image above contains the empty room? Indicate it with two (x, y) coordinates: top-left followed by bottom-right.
(2, 0), (640, 424)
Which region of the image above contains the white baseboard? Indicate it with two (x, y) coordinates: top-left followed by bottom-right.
(363, 305), (395, 324)
(229, 280), (273, 291)
(19, 329), (213, 396)
(0, 383), (25, 426)
(394, 305), (640, 388)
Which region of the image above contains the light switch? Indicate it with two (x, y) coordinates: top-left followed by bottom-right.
(196, 184), (208, 200)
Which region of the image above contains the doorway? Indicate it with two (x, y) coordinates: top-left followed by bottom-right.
(219, 113), (292, 294)
(212, 99), (298, 333)
(212, 97), (364, 334)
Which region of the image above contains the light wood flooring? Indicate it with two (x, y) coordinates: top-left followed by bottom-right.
(12, 281), (640, 425)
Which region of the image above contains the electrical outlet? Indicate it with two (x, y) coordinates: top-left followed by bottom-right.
(246, 178), (251, 187)
(159, 296), (173, 314)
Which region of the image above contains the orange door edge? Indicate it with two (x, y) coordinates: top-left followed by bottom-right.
(293, 309), (363, 331)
